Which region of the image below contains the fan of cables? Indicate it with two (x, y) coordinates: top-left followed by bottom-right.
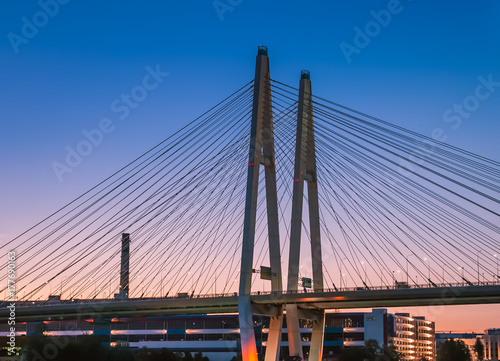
(271, 78), (500, 290)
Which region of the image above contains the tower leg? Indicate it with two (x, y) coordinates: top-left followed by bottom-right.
(286, 304), (304, 359)
(239, 295), (258, 361)
(308, 310), (325, 361)
(262, 52), (283, 361)
(239, 45), (277, 361)
(286, 71), (308, 359)
(264, 312), (283, 361)
(287, 70), (324, 361)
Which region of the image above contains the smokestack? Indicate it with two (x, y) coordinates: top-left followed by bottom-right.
(119, 233), (130, 298)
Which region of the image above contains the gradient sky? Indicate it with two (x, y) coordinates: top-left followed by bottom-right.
(1, 0), (499, 332)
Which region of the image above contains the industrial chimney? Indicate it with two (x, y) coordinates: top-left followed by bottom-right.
(119, 233), (130, 299)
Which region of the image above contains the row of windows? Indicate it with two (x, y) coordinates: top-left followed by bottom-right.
(258, 316), (364, 329)
(106, 332), (365, 343)
(393, 340), (413, 346)
(395, 334), (413, 339)
(396, 326), (413, 331)
(11, 321), (367, 333)
(121, 319), (239, 330)
(0, 323), (93, 332)
(344, 333), (364, 342)
(263, 332), (364, 343)
(325, 317), (364, 328)
(395, 318), (412, 324)
(109, 334), (240, 342)
(2, 315), (369, 333)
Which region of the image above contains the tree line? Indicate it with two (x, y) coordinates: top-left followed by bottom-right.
(9, 335), (487, 361)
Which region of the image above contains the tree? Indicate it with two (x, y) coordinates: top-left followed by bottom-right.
(473, 338), (485, 361)
(136, 347), (182, 361)
(183, 351), (194, 361)
(194, 352), (203, 361)
(338, 346), (371, 361)
(365, 339), (380, 356)
(136, 346), (151, 361)
(437, 338), (472, 361)
(106, 348), (135, 361)
(381, 345), (403, 361)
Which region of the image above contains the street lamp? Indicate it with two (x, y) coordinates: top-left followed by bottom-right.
(423, 258), (430, 286)
(187, 271), (193, 293)
(477, 250), (481, 284)
(60, 276), (67, 298)
(161, 271), (164, 297)
(214, 265), (223, 295)
(340, 258), (347, 289)
(90, 278), (97, 298)
(458, 267), (464, 284)
(137, 276), (143, 298)
(406, 254), (415, 284)
(361, 261), (367, 284)
(494, 254), (499, 282)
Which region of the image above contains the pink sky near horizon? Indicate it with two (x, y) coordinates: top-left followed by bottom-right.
(342, 304), (500, 334)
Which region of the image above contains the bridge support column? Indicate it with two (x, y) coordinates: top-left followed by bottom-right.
(309, 311), (325, 361)
(287, 70), (325, 361)
(238, 294), (258, 361)
(239, 45), (283, 361)
(264, 310), (283, 361)
(285, 304), (303, 359)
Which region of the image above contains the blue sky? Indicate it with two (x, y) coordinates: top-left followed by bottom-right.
(1, 0), (499, 330)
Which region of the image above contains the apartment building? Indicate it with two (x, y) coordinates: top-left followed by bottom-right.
(0, 309), (435, 360)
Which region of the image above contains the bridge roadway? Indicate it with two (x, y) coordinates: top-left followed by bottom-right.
(2, 283), (500, 323)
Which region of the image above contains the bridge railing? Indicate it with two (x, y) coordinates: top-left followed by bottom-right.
(6, 280), (500, 307)
(247, 280), (500, 296)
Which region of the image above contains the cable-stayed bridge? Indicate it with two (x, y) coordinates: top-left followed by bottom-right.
(1, 46), (499, 361)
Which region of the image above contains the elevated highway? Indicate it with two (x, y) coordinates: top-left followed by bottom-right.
(3, 283), (499, 323)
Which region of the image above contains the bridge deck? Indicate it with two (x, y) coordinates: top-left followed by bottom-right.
(2, 284), (500, 322)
